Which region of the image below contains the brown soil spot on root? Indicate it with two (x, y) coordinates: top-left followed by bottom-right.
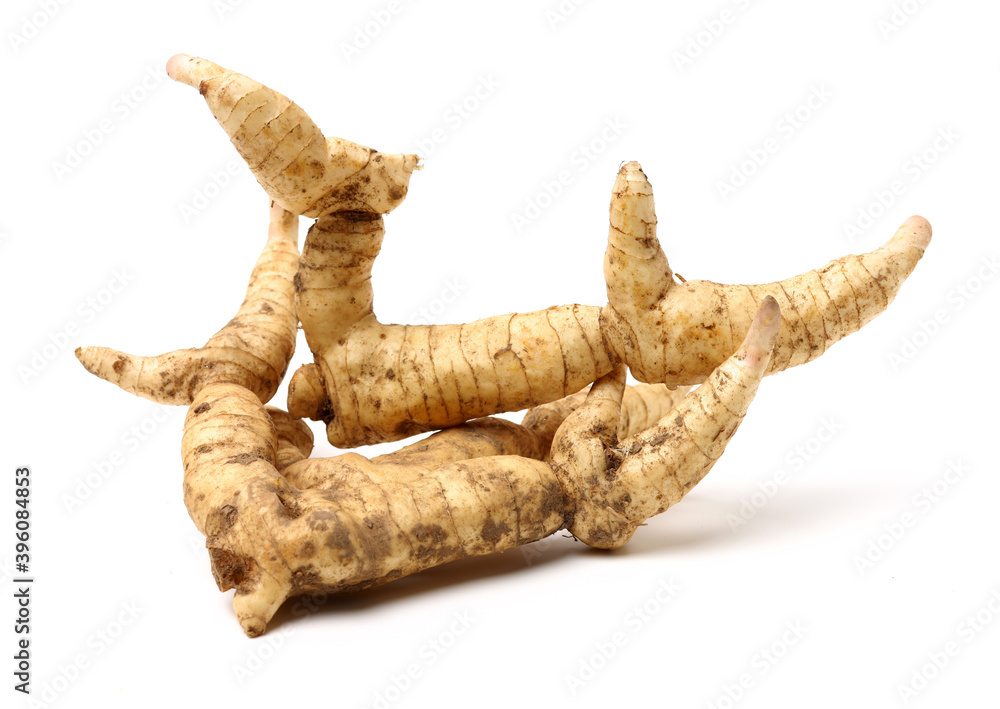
(208, 547), (258, 591)
(481, 518), (511, 544)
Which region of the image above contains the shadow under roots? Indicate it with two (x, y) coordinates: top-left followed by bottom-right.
(613, 484), (882, 557)
(264, 533), (581, 632)
(262, 484), (878, 632)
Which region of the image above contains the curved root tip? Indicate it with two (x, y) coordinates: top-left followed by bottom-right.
(233, 578), (287, 638)
(241, 618), (267, 638)
(165, 54), (192, 81)
(896, 215), (933, 252)
(76, 345), (195, 404)
(166, 53), (224, 89)
(75, 345), (130, 382)
(740, 296), (782, 371)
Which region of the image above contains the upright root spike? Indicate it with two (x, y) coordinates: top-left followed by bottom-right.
(605, 162), (672, 312)
(603, 161), (932, 385)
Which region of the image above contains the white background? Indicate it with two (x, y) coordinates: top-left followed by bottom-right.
(3, 1), (999, 707)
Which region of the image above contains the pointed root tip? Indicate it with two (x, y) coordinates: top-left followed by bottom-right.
(240, 617), (267, 638)
(896, 215), (932, 252)
(166, 54), (195, 84)
(74, 345), (103, 374)
(166, 54), (223, 89)
(234, 582), (284, 638)
(741, 296), (782, 369)
(621, 160), (644, 174)
(75, 346), (172, 403)
(613, 160), (651, 196)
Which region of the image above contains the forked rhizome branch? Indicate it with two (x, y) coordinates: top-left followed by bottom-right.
(77, 55), (932, 637)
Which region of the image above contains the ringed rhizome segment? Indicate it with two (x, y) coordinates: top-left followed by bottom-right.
(289, 161), (930, 447)
(160, 54), (931, 450)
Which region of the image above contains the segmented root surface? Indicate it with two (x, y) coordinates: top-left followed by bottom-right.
(180, 303), (773, 636)
(291, 212), (612, 445)
(185, 382), (565, 637)
(166, 54), (419, 218)
(181, 369), (693, 636)
(290, 158), (930, 447)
